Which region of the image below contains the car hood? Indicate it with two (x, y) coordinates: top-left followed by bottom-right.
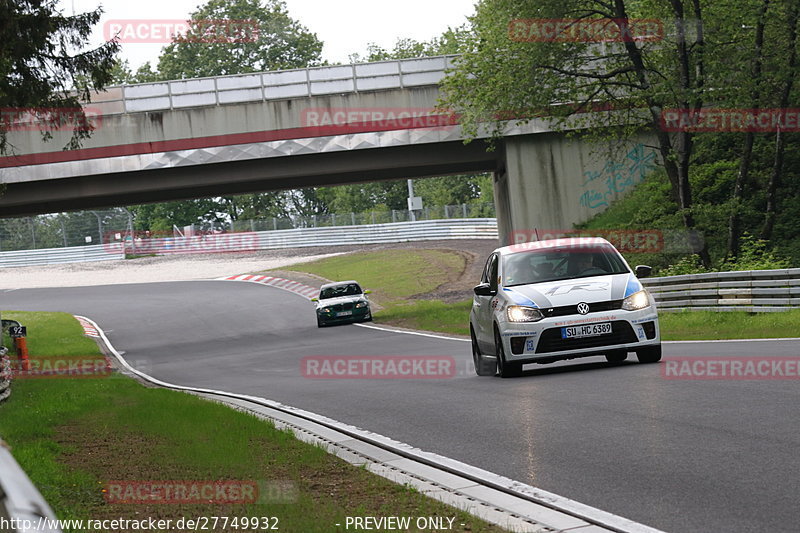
(501, 273), (642, 309)
(316, 295), (367, 307)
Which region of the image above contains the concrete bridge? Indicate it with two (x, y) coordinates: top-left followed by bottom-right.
(0, 56), (657, 244)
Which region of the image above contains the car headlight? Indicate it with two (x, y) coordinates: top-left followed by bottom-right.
(355, 301), (368, 308)
(506, 306), (544, 322)
(320, 307), (331, 313)
(622, 290), (651, 311)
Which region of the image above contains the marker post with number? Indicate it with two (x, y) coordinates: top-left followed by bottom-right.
(9, 325), (28, 371)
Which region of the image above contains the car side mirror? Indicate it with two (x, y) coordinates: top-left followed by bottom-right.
(635, 265), (652, 278)
(363, 290), (371, 294)
(473, 283), (496, 296)
(311, 297), (319, 302)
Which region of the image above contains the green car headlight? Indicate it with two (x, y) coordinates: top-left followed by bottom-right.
(355, 301), (368, 308)
(506, 305), (544, 322)
(320, 307), (331, 314)
(622, 290), (651, 311)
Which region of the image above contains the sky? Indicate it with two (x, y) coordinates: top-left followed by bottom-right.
(58, 0), (477, 70)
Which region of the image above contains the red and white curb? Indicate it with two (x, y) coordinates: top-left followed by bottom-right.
(217, 274), (319, 300)
(75, 316), (101, 338)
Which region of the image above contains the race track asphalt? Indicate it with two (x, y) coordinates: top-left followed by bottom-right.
(4, 281), (799, 533)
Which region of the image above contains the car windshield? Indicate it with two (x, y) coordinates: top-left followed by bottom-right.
(502, 244), (629, 286)
(319, 283), (362, 299)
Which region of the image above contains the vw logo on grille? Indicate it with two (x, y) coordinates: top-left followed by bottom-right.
(577, 302), (590, 315)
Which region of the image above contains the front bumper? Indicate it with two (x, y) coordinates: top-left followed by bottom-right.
(498, 308), (660, 363)
(317, 306), (371, 325)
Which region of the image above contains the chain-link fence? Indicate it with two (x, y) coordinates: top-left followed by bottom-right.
(0, 204), (496, 252)
(229, 203), (496, 232)
(0, 208), (134, 251)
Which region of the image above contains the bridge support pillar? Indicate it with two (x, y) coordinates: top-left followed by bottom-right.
(496, 133), (658, 246)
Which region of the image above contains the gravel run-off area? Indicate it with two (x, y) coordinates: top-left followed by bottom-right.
(0, 240), (500, 295)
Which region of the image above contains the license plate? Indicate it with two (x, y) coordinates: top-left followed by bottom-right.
(561, 322), (612, 339)
(336, 311), (353, 317)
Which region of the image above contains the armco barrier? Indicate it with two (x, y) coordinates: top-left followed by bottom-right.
(642, 268), (800, 312)
(0, 347), (9, 403)
(0, 243), (124, 268)
(0, 437), (62, 533)
(0, 219), (498, 267)
(123, 218), (498, 255)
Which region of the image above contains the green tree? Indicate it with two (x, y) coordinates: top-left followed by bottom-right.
(0, 0), (119, 154)
(439, 0), (796, 266)
(349, 25), (471, 62)
(155, 0), (323, 79)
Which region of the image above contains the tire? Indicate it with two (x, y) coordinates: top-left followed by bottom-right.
(495, 327), (523, 378)
(317, 317), (324, 328)
(471, 327), (496, 376)
(636, 344), (662, 363)
(605, 350), (628, 363)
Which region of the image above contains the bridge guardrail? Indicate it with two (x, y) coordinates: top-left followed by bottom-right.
(642, 268), (800, 312)
(89, 55), (459, 115)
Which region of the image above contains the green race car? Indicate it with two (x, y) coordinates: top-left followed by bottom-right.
(312, 281), (372, 327)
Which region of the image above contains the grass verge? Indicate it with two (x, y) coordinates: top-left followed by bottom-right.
(279, 252), (800, 341)
(658, 309), (800, 340)
(0, 311), (507, 532)
(280, 249), (466, 302)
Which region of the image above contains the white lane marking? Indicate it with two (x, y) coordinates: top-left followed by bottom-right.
(355, 322), (470, 342)
(76, 313), (665, 533)
(212, 279), (799, 345)
(665, 337), (800, 343)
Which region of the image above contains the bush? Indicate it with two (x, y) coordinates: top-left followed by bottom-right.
(718, 233), (791, 271)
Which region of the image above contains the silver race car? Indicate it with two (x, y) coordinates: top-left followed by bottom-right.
(470, 237), (661, 377)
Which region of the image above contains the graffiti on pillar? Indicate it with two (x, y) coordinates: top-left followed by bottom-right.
(579, 143), (658, 209)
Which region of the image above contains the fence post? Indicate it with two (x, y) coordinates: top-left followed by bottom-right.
(59, 218), (68, 247)
(351, 212), (356, 225)
(273, 217), (277, 231)
(463, 203), (468, 218)
(28, 217), (36, 249)
(371, 212), (376, 225)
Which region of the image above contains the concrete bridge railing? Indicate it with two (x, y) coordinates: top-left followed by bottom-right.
(90, 55), (458, 115)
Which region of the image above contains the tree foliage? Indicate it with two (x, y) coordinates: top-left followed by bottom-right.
(0, 0), (119, 153)
(440, 0), (800, 265)
(155, 0), (323, 79)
